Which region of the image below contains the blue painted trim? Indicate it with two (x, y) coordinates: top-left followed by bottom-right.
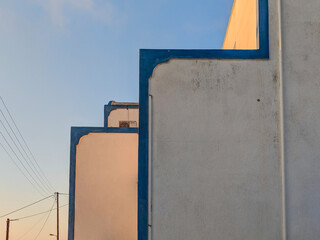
(138, 0), (269, 240)
(104, 104), (139, 128)
(68, 125), (138, 240)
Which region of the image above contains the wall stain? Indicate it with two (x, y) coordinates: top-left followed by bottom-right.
(231, 64), (240, 75)
(192, 78), (201, 91)
(273, 72), (278, 84)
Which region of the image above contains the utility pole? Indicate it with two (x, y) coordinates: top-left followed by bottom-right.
(56, 192), (59, 240)
(6, 219), (9, 240)
(6, 218), (18, 240)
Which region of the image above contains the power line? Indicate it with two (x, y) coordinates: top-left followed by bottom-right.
(0, 108), (53, 192)
(0, 96), (55, 191)
(59, 193), (69, 196)
(0, 195), (53, 219)
(0, 130), (48, 195)
(0, 120), (50, 194)
(0, 118), (50, 194)
(16, 213), (48, 240)
(33, 199), (55, 240)
(0, 141), (45, 196)
(15, 204), (68, 220)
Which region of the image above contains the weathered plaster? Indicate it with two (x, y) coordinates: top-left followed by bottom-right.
(281, 0), (320, 239)
(138, 0), (286, 239)
(140, 0), (320, 239)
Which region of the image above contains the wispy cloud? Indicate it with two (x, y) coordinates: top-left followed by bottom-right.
(33, 0), (117, 26)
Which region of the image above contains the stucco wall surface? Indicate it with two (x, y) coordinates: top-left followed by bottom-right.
(149, 60), (281, 240)
(146, 0), (320, 238)
(282, 0), (320, 239)
(74, 133), (138, 240)
(146, 1), (284, 239)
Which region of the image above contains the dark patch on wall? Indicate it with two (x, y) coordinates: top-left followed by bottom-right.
(231, 64), (241, 75)
(273, 72), (278, 84)
(192, 78), (201, 91)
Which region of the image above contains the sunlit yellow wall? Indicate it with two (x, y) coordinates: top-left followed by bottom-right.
(223, 0), (259, 49)
(74, 133), (138, 240)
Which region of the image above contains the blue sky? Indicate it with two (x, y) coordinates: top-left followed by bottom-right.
(0, 0), (233, 239)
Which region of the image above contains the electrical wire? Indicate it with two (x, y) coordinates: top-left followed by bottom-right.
(0, 108), (52, 192)
(0, 129), (50, 195)
(0, 96), (55, 191)
(0, 130), (48, 195)
(0, 141), (44, 196)
(0, 120), (49, 195)
(59, 193), (69, 196)
(16, 212), (48, 240)
(33, 199), (55, 240)
(15, 204), (68, 220)
(0, 195), (53, 219)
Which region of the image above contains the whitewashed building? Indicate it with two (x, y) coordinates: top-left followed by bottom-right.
(68, 0), (320, 239)
(138, 0), (320, 239)
(68, 102), (138, 240)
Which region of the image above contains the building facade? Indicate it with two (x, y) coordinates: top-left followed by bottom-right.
(68, 102), (138, 240)
(138, 0), (320, 239)
(68, 0), (320, 239)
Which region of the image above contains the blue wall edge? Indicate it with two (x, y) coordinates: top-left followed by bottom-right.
(138, 0), (269, 239)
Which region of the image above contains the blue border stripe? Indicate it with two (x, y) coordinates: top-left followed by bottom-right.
(138, 1), (269, 240)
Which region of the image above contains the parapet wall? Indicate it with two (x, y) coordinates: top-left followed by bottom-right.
(139, 0), (320, 239)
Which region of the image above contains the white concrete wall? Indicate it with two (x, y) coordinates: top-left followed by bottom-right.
(108, 109), (139, 128)
(148, 0), (320, 239)
(149, 62), (282, 240)
(149, 2), (281, 237)
(74, 133), (138, 240)
(282, 0), (320, 239)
